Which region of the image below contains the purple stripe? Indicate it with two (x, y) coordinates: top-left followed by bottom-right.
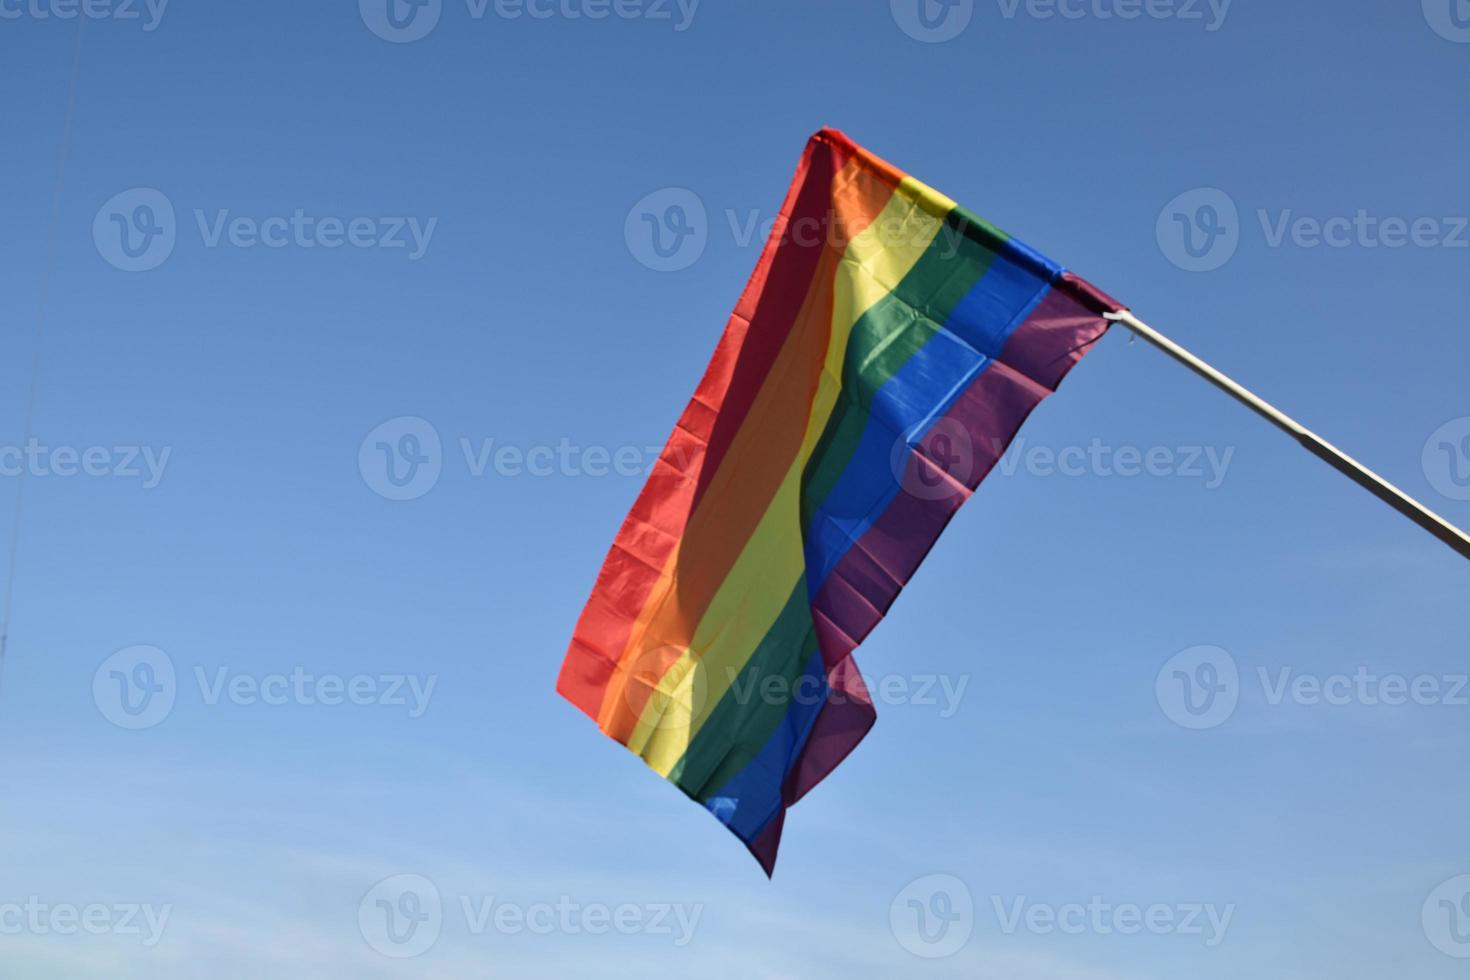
(703, 274), (1120, 875)
(782, 281), (1114, 807)
(812, 284), (1112, 646)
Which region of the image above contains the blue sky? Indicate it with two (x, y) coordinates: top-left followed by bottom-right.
(3, 0), (1470, 976)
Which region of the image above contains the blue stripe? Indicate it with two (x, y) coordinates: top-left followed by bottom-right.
(803, 250), (1056, 595)
(704, 236), (1064, 848)
(703, 649), (828, 844)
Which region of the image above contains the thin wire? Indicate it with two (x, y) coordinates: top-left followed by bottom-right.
(0, 17), (87, 689)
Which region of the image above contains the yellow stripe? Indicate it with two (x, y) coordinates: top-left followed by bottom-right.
(631, 178), (950, 774)
(593, 156), (869, 739)
(896, 174), (957, 224)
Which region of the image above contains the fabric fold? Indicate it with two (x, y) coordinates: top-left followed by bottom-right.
(557, 128), (1123, 875)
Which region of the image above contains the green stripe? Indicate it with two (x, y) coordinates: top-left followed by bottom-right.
(670, 578), (816, 799)
(800, 210), (1005, 525)
(669, 209), (1009, 799)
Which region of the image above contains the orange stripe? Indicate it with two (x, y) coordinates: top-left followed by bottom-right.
(596, 162), (901, 742)
(557, 133), (851, 720)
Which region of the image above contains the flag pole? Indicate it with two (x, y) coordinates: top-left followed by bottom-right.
(1103, 309), (1470, 563)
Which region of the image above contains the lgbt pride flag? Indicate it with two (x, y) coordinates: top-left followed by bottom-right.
(558, 129), (1122, 874)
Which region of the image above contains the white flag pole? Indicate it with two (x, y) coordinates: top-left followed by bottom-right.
(1104, 310), (1470, 563)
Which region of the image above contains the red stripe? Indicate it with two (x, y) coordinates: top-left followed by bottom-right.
(686, 131), (861, 511)
(556, 132), (855, 720)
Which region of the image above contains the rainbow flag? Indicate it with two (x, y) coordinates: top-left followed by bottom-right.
(558, 129), (1122, 874)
